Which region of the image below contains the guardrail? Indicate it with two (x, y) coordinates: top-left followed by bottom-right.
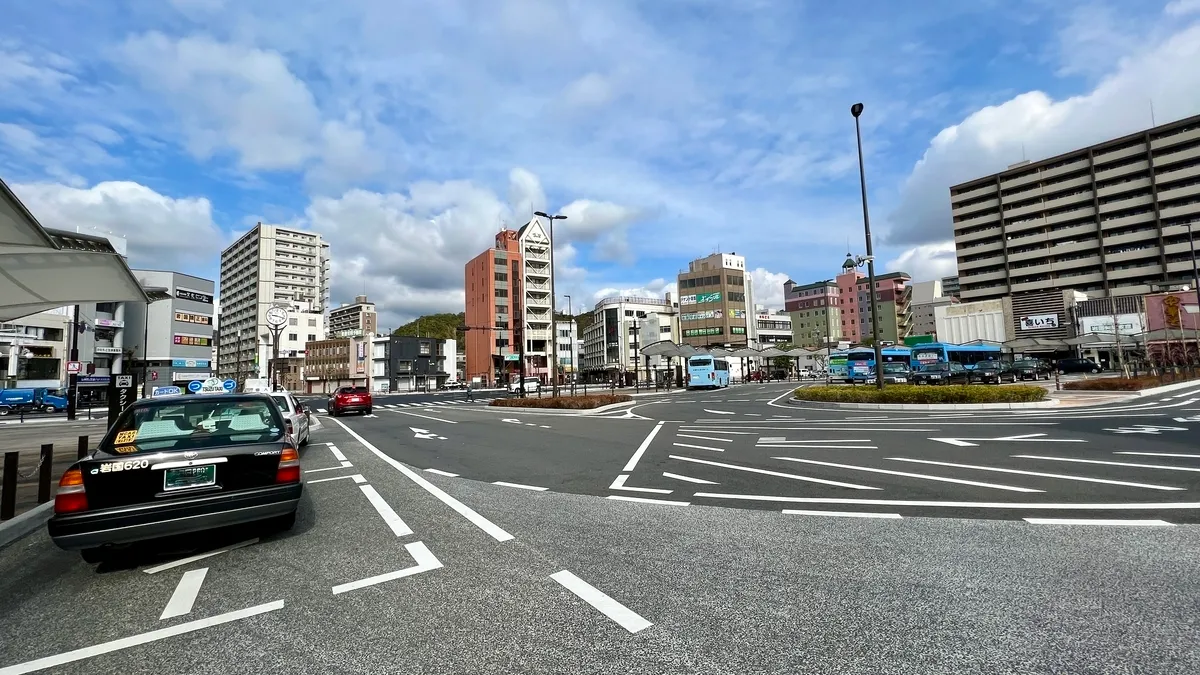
(0, 435), (89, 521)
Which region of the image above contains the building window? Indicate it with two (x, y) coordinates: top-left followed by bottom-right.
(307, 334), (316, 341)
(288, 333), (298, 341)
(419, 342), (431, 356)
(96, 302), (117, 313)
(308, 319), (316, 327)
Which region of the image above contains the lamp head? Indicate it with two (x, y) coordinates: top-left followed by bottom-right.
(850, 103), (864, 118)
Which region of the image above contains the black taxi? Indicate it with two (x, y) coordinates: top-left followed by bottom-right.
(47, 392), (303, 563)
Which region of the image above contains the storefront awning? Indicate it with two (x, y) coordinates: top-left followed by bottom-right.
(0, 177), (150, 321)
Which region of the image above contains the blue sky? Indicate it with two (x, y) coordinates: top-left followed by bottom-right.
(3, 0), (1200, 327)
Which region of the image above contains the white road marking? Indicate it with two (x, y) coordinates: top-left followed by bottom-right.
(622, 421), (665, 472)
(550, 570), (654, 634)
(669, 455), (879, 490)
(609, 474), (673, 494)
(929, 433), (1086, 447)
(783, 510), (903, 519)
(662, 472), (717, 484)
(328, 445), (348, 462)
(1115, 452), (1200, 458)
(889, 457), (1184, 490)
(390, 409), (459, 423)
(435, 401), (450, 405)
(678, 428), (756, 435)
(672, 442), (724, 452)
(1014, 455), (1200, 473)
(332, 541), (443, 594)
(0, 600), (285, 675)
(318, 408), (327, 413)
(745, 413), (762, 416)
(692, 494), (1200, 510)
(703, 409), (736, 415)
(159, 568), (208, 620)
(758, 444), (879, 449)
(683, 426), (939, 432)
(360, 485), (413, 537)
(304, 464), (354, 474)
(606, 495), (690, 507)
(353, 474), (367, 484)
(676, 433), (733, 443)
(306, 474), (359, 484)
(425, 468), (459, 477)
(728, 399), (750, 402)
(143, 539), (258, 575)
(1023, 518), (1174, 526)
(327, 418), (513, 542)
(773, 457), (1042, 493)
(493, 481), (549, 491)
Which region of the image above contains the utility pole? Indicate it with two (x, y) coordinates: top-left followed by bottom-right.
(66, 305), (80, 421)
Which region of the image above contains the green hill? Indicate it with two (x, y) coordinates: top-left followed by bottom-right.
(392, 312), (466, 344)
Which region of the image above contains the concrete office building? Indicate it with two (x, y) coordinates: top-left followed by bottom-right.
(123, 270), (217, 394)
(554, 314), (580, 382)
(217, 223), (330, 383)
(329, 295), (377, 337)
(1, 309), (70, 388)
(581, 295), (679, 384)
(303, 336), (370, 393)
(908, 279), (957, 338)
(941, 275), (961, 299)
(951, 114), (1200, 302)
(677, 253), (754, 347)
(784, 279), (842, 347)
(753, 307), (793, 345)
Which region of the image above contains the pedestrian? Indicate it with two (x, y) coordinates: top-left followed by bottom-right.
(465, 380), (474, 402)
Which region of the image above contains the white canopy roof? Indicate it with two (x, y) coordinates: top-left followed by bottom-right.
(0, 177), (150, 321)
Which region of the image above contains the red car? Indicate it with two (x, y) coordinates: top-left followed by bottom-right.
(328, 386), (373, 416)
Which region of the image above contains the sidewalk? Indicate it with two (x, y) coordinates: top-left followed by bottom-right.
(0, 422), (106, 520)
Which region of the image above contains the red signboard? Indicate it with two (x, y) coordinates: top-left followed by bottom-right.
(1145, 291), (1200, 332)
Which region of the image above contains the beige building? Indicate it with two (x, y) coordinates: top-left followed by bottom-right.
(329, 295), (377, 337)
(302, 336), (369, 393)
(951, 113), (1200, 302)
(677, 253), (754, 347)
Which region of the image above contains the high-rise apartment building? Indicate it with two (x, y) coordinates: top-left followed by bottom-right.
(951, 114), (1200, 302)
(676, 253), (754, 347)
(217, 223), (330, 383)
(940, 275), (961, 299)
(329, 294), (377, 337)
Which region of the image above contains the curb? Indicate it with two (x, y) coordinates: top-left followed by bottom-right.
(0, 502), (52, 551)
(786, 398), (1060, 411)
(1134, 379), (1200, 397)
(484, 398), (638, 415)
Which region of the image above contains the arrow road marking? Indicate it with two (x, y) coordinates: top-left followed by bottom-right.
(410, 426), (440, 440)
(160, 568), (208, 620)
(1103, 425), (1189, 434)
(929, 433), (1086, 447)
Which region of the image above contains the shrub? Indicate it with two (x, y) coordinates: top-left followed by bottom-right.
(489, 394), (633, 409)
(793, 384), (1046, 404)
(1063, 373), (1200, 391)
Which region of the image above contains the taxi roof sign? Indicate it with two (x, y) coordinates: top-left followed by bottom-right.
(197, 377), (228, 395)
(151, 385), (183, 398)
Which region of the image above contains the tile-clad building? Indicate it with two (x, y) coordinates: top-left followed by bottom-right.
(303, 337), (369, 393)
(464, 229), (522, 386)
(676, 253), (754, 347)
(784, 279), (841, 347)
(951, 113), (1200, 302)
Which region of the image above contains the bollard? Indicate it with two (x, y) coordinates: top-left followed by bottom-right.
(1, 452), (17, 520)
(77, 435), (89, 460)
(38, 444), (53, 504)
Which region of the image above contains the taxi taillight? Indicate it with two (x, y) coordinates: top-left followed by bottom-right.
(284, 418), (294, 437)
(54, 468), (88, 514)
(276, 447), (300, 484)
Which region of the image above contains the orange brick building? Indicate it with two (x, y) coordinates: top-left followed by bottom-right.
(464, 230), (522, 385)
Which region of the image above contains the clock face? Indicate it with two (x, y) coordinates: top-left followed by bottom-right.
(266, 307), (288, 327)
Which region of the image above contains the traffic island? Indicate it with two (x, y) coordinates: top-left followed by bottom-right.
(1063, 373), (1200, 391)
(790, 384), (1056, 410)
(489, 394), (634, 410)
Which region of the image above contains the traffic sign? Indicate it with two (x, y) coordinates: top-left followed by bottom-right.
(222, 379), (237, 392)
(115, 375), (133, 388)
(66, 361), (82, 374)
(187, 380), (203, 393)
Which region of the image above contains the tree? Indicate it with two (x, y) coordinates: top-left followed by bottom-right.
(859, 337), (875, 347)
(771, 343), (794, 371)
(392, 312), (466, 344)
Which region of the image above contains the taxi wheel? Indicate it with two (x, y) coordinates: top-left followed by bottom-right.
(266, 512), (296, 533)
(80, 547), (109, 564)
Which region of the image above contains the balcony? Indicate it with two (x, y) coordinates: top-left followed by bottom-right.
(525, 250), (549, 261)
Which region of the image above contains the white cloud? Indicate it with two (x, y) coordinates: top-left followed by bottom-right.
(558, 199), (642, 264)
(0, 123), (43, 154)
(748, 267), (790, 311)
(10, 181), (227, 271)
(885, 241), (958, 282)
(887, 20), (1200, 247)
(1166, 0), (1200, 16)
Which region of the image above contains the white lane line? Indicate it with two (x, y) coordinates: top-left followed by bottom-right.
(359, 485), (413, 537)
(1115, 452), (1200, 458)
(609, 474), (673, 494)
(435, 401), (450, 405)
(672, 442), (724, 452)
(622, 421), (665, 472)
(662, 472), (717, 484)
(383, 404), (397, 408)
(1023, 518), (1175, 526)
(318, 408), (327, 413)
(327, 418), (513, 542)
(703, 409), (736, 415)
(389, 409), (459, 424)
(606, 495), (690, 507)
(143, 539), (258, 575)
(328, 445), (348, 462)
(306, 474), (358, 484)
(493, 481), (549, 491)
(550, 570), (653, 634)
(352, 474), (367, 484)
(331, 541), (443, 595)
(669, 455), (879, 490)
(745, 413), (762, 416)
(397, 403), (412, 407)
(758, 444), (878, 449)
(889, 457), (1184, 491)
(678, 429), (756, 435)
(0, 600), (286, 675)
(692, 494), (1200, 510)
(676, 434), (733, 443)
(159, 568), (208, 620)
(760, 438), (874, 444)
(783, 510), (903, 519)
(304, 464), (354, 474)
(1014, 455), (1200, 473)
(425, 468), (459, 477)
(773, 457), (1041, 493)
(728, 399), (751, 402)
(683, 426), (939, 432)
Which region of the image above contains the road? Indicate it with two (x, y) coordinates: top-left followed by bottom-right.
(2, 383), (1199, 673)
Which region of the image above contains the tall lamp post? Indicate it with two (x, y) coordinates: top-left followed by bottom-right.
(851, 102), (885, 390)
(534, 210), (568, 397)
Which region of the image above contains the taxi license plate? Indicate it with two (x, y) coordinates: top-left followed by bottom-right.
(164, 465), (216, 491)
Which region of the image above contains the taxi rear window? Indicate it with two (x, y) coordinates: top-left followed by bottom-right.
(101, 399), (284, 454)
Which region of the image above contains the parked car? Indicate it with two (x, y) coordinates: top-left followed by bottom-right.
(879, 362), (911, 384)
(1056, 357), (1102, 374)
(508, 377), (541, 394)
(970, 361), (1017, 384)
(911, 362), (970, 385)
(270, 391), (311, 446)
(47, 392), (302, 563)
(328, 386), (373, 416)
(1010, 358), (1054, 381)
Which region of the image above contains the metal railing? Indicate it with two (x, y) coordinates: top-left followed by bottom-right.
(1, 435), (89, 520)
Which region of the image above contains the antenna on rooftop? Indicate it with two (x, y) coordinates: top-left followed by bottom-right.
(1150, 99), (1157, 127)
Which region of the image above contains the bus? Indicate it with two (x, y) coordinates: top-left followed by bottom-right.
(686, 355), (730, 389)
(910, 342), (1003, 370)
(845, 346), (913, 382)
(828, 350), (848, 380)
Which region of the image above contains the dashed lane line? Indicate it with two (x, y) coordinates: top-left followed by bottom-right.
(773, 456), (1042, 493)
(606, 495), (690, 507)
(662, 472), (718, 485)
(492, 481), (549, 491)
(669, 455), (880, 490)
(550, 570), (653, 634)
(889, 457), (1185, 491)
(783, 510), (903, 520)
(1023, 518), (1174, 526)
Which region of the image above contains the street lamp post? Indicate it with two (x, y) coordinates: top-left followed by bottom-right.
(564, 294), (574, 395)
(534, 210), (568, 397)
(851, 102), (885, 390)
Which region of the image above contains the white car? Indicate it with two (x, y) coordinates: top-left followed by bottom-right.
(508, 377), (541, 394)
(270, 391), (311, 446)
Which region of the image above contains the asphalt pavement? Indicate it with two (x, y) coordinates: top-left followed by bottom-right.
(3, 381), (1200, 672)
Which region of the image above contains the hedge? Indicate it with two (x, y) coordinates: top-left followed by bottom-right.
(1063, 374), (1200, 391)
(793, 384), (1047, 404)
(489, 394), (633, 409)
